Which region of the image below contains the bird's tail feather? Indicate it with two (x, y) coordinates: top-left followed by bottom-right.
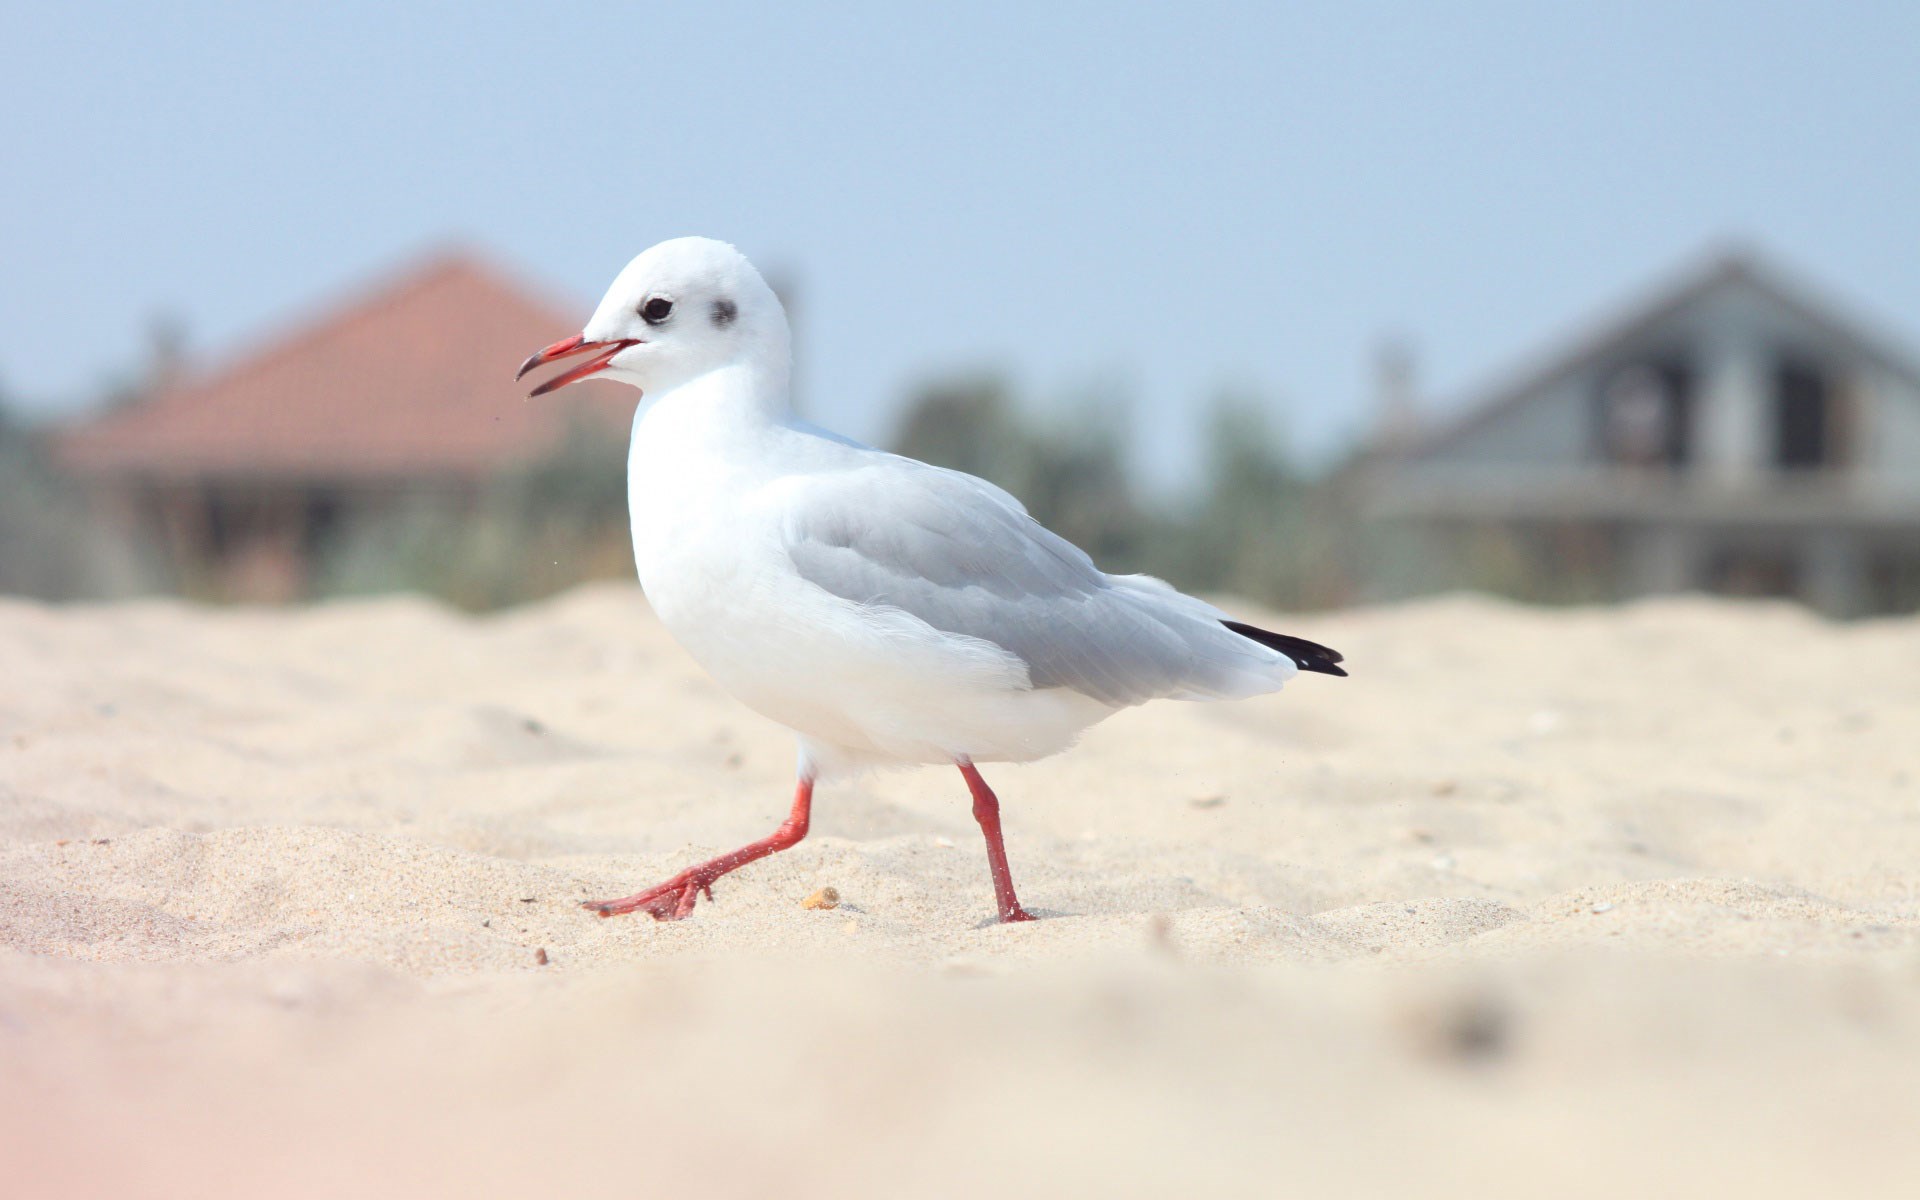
(1221, 620), (1348, 677)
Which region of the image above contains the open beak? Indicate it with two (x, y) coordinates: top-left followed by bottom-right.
(516, 335), (639, 397)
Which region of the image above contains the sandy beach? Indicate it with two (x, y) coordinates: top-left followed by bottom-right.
(4, 585), (1919, 1197)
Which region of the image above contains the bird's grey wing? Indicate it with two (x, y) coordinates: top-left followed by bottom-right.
(779, 460), (1289, 706)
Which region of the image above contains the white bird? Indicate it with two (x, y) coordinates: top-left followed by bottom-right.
(518, 237), (1345, 924)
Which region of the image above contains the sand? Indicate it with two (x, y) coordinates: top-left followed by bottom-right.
(3, 585), (1919, 1197)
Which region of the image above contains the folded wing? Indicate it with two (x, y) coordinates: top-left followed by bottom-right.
(778, 458), (1303, 707)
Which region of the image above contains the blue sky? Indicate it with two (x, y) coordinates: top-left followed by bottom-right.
(6, 2), (1919, 482)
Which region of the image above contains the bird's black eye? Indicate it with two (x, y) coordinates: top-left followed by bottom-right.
(640, 296), (674, 324)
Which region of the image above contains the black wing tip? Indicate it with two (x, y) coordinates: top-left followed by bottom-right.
(1222, 620), (1349, 678)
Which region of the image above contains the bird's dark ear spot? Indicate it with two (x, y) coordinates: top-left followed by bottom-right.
(710, 298), (738, 328)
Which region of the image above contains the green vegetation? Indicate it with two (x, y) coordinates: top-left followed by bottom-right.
(0, 404), (153, 600)
(314, 418), (634, 611)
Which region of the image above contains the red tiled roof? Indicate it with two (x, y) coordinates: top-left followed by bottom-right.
(59, 251), (633, 482)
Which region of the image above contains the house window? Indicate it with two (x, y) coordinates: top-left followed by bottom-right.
(1774, 358), (1836, 469)
(1598, 361), (1692, 467)
(303, 488), (345, 553)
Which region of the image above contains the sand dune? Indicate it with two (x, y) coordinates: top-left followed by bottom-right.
(3, 586), (1919, 1197)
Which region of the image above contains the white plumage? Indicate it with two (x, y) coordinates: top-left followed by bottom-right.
(518, 236), (1343, 923)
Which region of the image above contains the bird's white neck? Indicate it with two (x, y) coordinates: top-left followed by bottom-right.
(647, 358), (790, 429)
(627, 360), (794, 497)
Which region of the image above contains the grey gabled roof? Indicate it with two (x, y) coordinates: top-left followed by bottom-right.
(1399, 246), (1920, 462)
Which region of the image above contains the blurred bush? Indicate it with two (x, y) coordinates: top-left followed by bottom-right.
(0, 404), (158, 600)
(313, 418), (634, 610)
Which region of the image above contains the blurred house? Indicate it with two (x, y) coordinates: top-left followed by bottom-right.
(58, 252), (630, 601)
(1358, 249), (1920, 615)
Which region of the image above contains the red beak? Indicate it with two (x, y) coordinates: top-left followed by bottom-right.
(516, 334), (639, 397)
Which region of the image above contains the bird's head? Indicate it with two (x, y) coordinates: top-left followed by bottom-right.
(518, 237), (788, 399)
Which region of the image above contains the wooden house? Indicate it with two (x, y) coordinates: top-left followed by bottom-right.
(1358, 250), (1920, 615)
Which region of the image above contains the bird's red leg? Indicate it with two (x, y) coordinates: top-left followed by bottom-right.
(957, 762), (1036, 924)
(584, 775), (814, 920)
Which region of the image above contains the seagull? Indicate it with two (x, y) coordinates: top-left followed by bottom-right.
(518, 237), (1345, 924)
